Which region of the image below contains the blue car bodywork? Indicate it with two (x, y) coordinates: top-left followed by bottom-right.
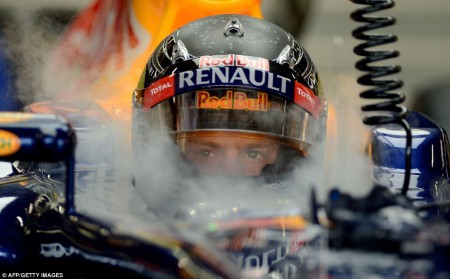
(0, 33), (21, 111)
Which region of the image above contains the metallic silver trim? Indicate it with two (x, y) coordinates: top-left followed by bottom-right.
(224, 17), (244, 37)
(172, 40), (190, 63)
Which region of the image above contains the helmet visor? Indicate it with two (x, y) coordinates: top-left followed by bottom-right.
(137, 88), (321, 155)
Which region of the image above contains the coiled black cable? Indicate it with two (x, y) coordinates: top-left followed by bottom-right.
(350, 0), (412, 195)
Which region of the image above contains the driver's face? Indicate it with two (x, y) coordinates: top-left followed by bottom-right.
(184, 135), (279, 176)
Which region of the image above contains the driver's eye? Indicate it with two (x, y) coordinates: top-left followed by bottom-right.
(200, 150), (213, 158)
(246, 151), (260, 160)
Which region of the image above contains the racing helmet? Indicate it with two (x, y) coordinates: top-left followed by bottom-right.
(132, 14), (327, 177)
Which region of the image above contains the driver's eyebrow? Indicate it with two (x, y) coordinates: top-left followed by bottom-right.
(244, 143), (276, 149)
(190, 141), (221, 148)
(190, 140), (274, 150)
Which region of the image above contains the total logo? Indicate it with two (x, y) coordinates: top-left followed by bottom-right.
(294, 81), (320, 119)
(143, 75), (175, 109)
(148, 81), (172, 95)
(199, 54), (269, 71)
(296, 87), (316, 105)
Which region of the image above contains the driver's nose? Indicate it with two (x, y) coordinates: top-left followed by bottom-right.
(220, 151), (245, 176)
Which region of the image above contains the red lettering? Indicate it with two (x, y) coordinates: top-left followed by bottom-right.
(197, 91), (232, 109)
(236, 55), (248, 67)
(198, 56), (211, 67)
(236, 55), (269, 71)
(222, 55), (234, 66)
(199, 55), (268, 70)
(233, 92), (247, 110)
(199, 54), (235, 67)
(197, 91), (210, 108)
(196, 91), (268, 111)
(211, 57), (221, 66)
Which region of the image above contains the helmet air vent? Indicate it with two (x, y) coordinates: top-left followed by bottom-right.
(275, 45), (296, 69)
(171, 40), (190, 64)
(224, 18), (244, 37)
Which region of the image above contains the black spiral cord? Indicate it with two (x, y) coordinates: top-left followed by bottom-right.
(350, 0), (412, 195)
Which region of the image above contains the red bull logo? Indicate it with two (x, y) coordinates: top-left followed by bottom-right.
(199, 54), (235, 67)
(0, 130), (21, 156)
(236, 55), (269, 71)
(199, 54), (269, 71)
(196, 90), (268, 111)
